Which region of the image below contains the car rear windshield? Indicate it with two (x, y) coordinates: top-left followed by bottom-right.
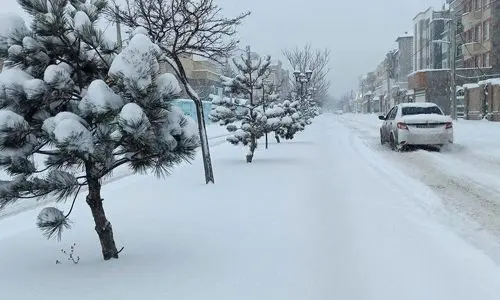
(401, 106), (442, 116)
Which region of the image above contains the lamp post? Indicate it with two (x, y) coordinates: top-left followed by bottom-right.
(262, 79), (270, 149)
(293, 69), (313, 99)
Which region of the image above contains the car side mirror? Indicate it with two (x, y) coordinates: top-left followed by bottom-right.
(378, 115), (386, 120)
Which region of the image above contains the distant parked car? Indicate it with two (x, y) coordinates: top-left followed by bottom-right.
(379, 103), (453, 151)
(334, 110), (343, 115)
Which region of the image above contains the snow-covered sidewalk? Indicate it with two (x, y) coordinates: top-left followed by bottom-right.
(0, 123), (230, 219)
(1, 114), (500, 299)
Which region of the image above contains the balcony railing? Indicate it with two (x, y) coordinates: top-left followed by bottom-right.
(462, 10), (483, 31)
(462, 42), (483, 59)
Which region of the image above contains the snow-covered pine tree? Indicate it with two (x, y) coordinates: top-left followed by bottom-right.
(0, 0), (198, 261)
(260, 84), (283, 147)
(210, 48), (271, 163)
(299, 94), (321, 123)
(274, 99), (305, 141)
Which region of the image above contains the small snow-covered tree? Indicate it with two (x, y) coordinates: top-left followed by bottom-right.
(273, 100), (305, 141)
(0, 0), (198, 261)
(299, 95), (320, 125)
(210, 49), (271, 162)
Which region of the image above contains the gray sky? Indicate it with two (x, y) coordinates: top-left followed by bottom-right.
(4, 0), (447, 97)
(215, 0), (448, 97)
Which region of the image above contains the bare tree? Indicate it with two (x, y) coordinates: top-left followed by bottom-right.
(282, 44), (331, 104)
(110, 0), (250, 184)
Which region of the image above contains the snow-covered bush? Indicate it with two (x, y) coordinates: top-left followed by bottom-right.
(210, 49), (271, 163)
(274, 100), (306, 141)
(0, 0), (198, 261)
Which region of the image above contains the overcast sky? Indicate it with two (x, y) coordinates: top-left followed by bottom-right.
(3, 0), (447, 97)
(214, 0), (448, 97)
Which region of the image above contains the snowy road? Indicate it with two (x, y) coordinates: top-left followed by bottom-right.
(338, 113), (500, 263)
(2, 114), (500, 299)
(304, 115), (500, 299)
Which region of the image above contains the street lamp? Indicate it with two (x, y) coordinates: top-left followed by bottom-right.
(293, 69), (313, 99)
(305, 69), (312, 81)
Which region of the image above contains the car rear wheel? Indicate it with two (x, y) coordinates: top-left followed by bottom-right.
(389, 134), (396, 151)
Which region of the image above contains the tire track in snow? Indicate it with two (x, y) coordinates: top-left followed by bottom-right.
(337, 114), (500, 264)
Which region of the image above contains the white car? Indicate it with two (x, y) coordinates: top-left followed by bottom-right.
(379, 103), (453, 151)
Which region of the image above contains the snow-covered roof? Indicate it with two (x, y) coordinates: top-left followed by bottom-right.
(408, 68), (451, 77)
(398, 102), (438, 108)
(478, 78), (500, 86)
(463, 83), (479, 89)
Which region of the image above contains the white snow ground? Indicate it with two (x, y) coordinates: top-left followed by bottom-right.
(339, 113), (500, 264)
(1, 114), (500, 299)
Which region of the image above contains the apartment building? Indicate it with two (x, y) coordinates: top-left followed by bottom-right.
(267, 60), (291, 99)
(450, 0), (497, 70)
(413, 7), (451, 71)
(160, 54), (223, 100)
(394, 34), (414, 85)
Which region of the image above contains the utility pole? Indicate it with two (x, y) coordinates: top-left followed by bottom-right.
(386, 71), (391, 114)
(262, 84), (268, 149)
(450, 11), (457, 120)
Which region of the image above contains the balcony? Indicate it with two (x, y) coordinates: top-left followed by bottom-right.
(462, 42), (483, 59)
(462, 10), (483, 31)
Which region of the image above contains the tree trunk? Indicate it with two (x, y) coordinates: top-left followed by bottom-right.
(246, 136), (257, 163)
(170, 55), (215, 184)
(86, 167), (119, 260)
(275, 133), (280, 143)
(193, 99), (215, 183)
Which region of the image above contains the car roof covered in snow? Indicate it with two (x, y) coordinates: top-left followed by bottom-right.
(397, 102), (438, 108)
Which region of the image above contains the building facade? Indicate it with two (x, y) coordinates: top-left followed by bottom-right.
(447, 0), (500, 72)
(394, 34), (414, 86)
(267, 60), (291, 99)
(413, 7), (451, 71)
(159, 54), (223, 101)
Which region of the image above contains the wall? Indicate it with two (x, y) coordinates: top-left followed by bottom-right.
(491, 0), (500, 72)
(463, 85), (483, 119)
(396, 36), (414, 82)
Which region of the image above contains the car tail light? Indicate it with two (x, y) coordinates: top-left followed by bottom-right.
(445, 122), (453, 129)
(397, 122), (408, 130)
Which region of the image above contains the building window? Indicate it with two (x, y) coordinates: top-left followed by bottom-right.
(483, 20), (490, 41)
(483, 52), (490, 67)
(473, 25), (481, 42)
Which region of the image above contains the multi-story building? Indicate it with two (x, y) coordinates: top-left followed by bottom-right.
(160, 54), (223, 100)
(267, 59), (290, 99)
(394, 34), (414, 86)
(448, 0), (498, 71)
(413, 7), (451, 71)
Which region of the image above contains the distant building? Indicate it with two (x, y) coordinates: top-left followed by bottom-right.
(413, 7), (451, 71)
(394, 34), (414, 85)
(267, 60), (290, 99)
(160, 54), (223, 101)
